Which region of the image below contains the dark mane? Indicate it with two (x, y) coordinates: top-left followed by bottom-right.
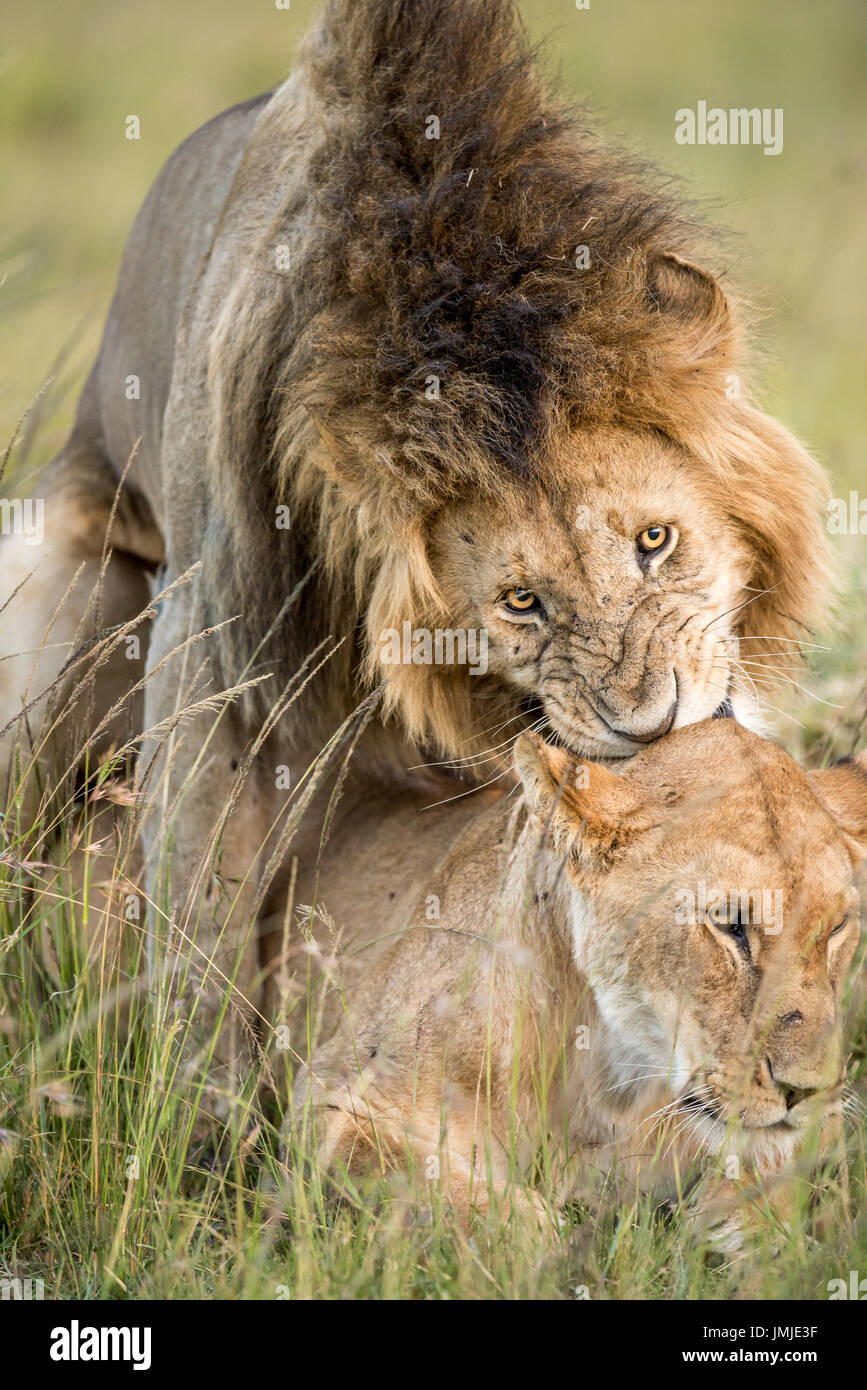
(202, 0), (831, 763)
(301, 0), (707, 480)
(265, 0), (725, 506)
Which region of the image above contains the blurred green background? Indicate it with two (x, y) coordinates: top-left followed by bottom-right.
(1, 0), (865, 739)
(2, 0), (864, 476)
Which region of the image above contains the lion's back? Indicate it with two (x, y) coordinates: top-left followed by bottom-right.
(90, 92), (272, 526)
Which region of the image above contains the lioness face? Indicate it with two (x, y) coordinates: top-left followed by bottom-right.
(431, 427), (754, 758)
(518, 721), (866, 1169)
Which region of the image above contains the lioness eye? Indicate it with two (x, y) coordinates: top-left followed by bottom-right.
(637, 524), (669, 553)
(503, 587), (540, 613)
(728, 919), (750, 954)
(708, 906), (750, 957)
(830, 916), (848, 936)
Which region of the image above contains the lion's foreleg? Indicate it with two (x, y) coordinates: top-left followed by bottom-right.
(0, 478), (153, 803)
(138, 586), (274, 1128)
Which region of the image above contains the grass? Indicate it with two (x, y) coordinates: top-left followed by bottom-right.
(0, 484), (864, 1302)
(1, 717), (866, 1301)
(1, 824), (866, 1303)
(1, 0), (866, 1301)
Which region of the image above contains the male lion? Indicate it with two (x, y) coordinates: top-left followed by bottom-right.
(0, 1), (833, 1074)
(288, 719), (866, 1241)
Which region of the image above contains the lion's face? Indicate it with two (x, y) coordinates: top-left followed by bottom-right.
(429, 428), (753, 759)
(517, 721), (866, 1169)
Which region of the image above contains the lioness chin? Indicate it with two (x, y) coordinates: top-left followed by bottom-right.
(286, 719), (865, 1242)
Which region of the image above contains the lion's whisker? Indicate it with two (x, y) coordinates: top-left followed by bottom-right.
(702, 585), (781, 635)
(739, 669), (843, 710)
(472, 707), (541, 741)
(409, 718), (546, 773)
(420, 766), (512, 810)
(736, 636), (829, 650)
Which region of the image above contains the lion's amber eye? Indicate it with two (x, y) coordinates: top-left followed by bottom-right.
(637, 524), (669, 554)
(503, 587), (540, 613)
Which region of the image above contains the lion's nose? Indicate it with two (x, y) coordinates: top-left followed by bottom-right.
(599, 698), (678, 744)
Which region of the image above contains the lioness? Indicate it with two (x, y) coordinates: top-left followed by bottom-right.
(287, 719), (865, 1235)
(0, 0), (833, 1072)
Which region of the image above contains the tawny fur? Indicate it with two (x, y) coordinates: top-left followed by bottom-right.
(286, 721), (866, 1233)
(203, 0), (833, 765)
(0, 0), (834, 784)
(0, 0), (839, 1090)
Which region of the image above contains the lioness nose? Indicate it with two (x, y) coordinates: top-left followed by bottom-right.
(778, 1079), (820, 1110)
(765, 1057), (825, 1109)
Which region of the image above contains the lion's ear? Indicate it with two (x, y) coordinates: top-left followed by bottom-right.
(514, 732), (656, 865)
(644, 252), (734, 377)
(646, 252), (728, 331)
(809, 753), (867, 866)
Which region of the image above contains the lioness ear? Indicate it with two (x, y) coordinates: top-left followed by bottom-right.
(514, 733), (655, 864)
(809, 753), (867, 866)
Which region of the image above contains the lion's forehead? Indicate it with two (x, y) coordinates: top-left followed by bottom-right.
(451, 444), (732, 556)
